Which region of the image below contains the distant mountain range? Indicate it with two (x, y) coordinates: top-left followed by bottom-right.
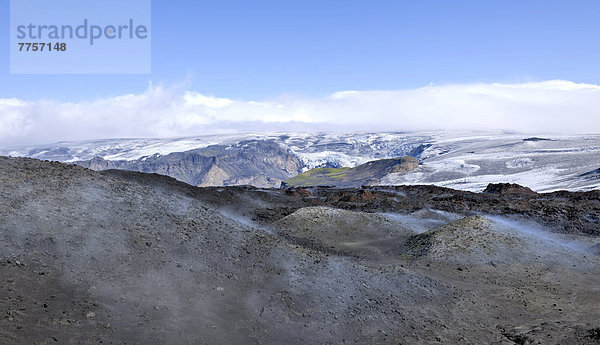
(75, 140), (302, 188)
(2, 131), (599, 192)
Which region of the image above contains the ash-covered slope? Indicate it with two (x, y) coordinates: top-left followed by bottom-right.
(1, 157), (600, 344)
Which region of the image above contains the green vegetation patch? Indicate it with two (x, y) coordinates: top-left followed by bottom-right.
(285, 167), (351, 187)
(283, 156), (419, 188)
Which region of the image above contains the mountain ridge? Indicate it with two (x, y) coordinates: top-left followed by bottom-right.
(3, 131), (600, 192)
(75, 140), (302, 188)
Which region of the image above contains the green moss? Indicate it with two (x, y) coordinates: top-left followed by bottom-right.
(284, 156), (419, 187)
(285, 167), (352, 186)
(306, 167), (351, 177)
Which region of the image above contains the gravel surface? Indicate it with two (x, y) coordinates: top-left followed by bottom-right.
(1, 156), (599, 344)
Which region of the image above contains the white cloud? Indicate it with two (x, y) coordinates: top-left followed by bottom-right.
(1, 80), (600, 146)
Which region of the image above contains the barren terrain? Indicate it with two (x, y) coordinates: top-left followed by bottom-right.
(1, 156), (599, 344)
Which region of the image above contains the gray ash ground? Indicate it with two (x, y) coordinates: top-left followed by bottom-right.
(1, 156), (600, 344)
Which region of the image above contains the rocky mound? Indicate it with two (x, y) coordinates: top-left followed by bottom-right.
(274, 207), (414, 257)
(405, 215), (594, 266)
(523, 137), (551, 142)
(483, 182), (538, 196)
(405, 216), (519, 262)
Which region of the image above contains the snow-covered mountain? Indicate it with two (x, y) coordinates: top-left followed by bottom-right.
(2, 131), (599, 192)
(380, 133), (600, 192)
(0, 132), (429, 168)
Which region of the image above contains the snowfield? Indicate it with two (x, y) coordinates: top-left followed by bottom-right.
(2, 131), (599, 192)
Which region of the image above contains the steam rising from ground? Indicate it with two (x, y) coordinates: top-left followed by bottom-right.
(2, 157), (600, 344)
(381, 209), (462, 234)
(487, 215), (595, 254)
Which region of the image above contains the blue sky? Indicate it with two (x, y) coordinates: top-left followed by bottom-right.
(3, 0), (600, 145)
(2, 0), (600, 101)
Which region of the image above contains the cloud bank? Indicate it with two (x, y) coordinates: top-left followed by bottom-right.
(1, 80), (600, 146)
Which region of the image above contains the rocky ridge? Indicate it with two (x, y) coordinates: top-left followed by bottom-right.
(75, 140), (302, 188)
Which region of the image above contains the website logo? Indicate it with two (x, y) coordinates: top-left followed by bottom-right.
(10, 0), (151, 74)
